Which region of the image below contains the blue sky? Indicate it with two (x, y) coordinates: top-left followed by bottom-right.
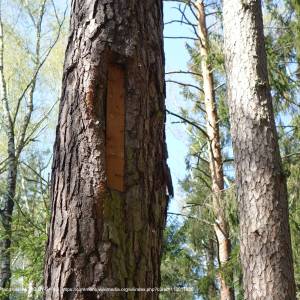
(163, 2), (196, 214)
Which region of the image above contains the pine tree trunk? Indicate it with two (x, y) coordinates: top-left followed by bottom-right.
(223, 0), (296, 298)
(44, 1), (168, 300)
(196, 2), (234, 299)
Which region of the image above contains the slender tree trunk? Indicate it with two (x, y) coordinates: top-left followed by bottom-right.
(0, 9), (17, 299)
(16, 1), (47, 157)
(206, 238), (218, 300)
(196, 1), (234, 299)
(27, 281), (36, 300)
(0, 4), (45, 297)
(0, 157), (16, 299)
(44, 1), (169, 299)
(223, 0), (296, 298)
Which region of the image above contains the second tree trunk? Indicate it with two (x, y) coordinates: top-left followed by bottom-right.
(223, 0), (296, 299)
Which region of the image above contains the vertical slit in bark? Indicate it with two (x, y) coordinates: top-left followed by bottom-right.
(106, 63), (125, 192)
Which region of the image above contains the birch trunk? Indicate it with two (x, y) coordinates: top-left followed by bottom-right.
(0, 9), (17, 298)
(0, 3), (45, 295)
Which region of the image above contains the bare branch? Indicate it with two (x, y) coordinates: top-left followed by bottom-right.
(176, 4), (201, 41)
(164, 35), (198, 40)
(166, 109), (209, 138)
(20, 161), (49, 185)
(164, 19), (197, 26)
(168, 212), (197, 219)
(282, 152), (300, 160)
(16, 0), (47, 157)
(20, 98), (59, 152)
(166, 70), (202, 77)
(0, 7), (13, 130)
(166, 79), (204, 92)
(214, 83), (225, 91)
(13, 1), (67, 127)
(13, 193), (46, 233)
(168, 212), (215, 226)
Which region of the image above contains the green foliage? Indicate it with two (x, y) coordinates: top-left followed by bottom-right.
(160, 221), (196, 300)
(0, 0), (300, 299)
(0, 153), (50, 299)
(0, 0), (67, 298)
(162, 0), (300, 298)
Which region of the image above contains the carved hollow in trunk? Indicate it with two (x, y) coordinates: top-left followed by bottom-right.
(106, 64), (125, 192)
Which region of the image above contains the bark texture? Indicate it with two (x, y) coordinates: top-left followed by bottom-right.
(44, 1), (168, 300)
(223, 0), (296, 299)
(196, 2), (234, 299)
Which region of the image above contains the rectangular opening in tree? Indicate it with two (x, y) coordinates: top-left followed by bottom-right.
(106, 63), (125, 192)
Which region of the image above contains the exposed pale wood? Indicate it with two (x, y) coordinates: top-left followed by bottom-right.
(106, 64), (125, 192)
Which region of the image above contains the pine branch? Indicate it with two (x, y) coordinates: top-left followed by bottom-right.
(166, 109), (209, 138)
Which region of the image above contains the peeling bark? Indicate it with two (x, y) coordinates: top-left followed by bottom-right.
(44, 1), (168, 299)
(196, 1), (234, 299)
(223, 0), (296, 299)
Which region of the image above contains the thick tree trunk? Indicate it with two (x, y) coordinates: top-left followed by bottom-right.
(196, 2), (234, 299)
(223, 0), (296, 299)
(44, 1), (168, 300)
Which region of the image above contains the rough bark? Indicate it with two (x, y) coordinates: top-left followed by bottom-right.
(196, 1), (234, 299)
(44, 1), (168, 300)
(223, 0), (296, 299)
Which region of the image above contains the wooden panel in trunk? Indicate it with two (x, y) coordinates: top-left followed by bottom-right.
(106, 64), (125, 191)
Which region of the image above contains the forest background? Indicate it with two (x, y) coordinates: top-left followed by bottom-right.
(0, 0), (299, 299)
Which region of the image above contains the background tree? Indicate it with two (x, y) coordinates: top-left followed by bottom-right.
(223, 0), (296, 298)
(196, 1), (234, 298)
(162, 0), (300, 298)
(163, 0), (240, 298)
(0, 0), (300, 299)
(0, 0), (67, 298)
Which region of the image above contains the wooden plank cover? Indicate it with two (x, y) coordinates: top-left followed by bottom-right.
(106, 64), (125, 191)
